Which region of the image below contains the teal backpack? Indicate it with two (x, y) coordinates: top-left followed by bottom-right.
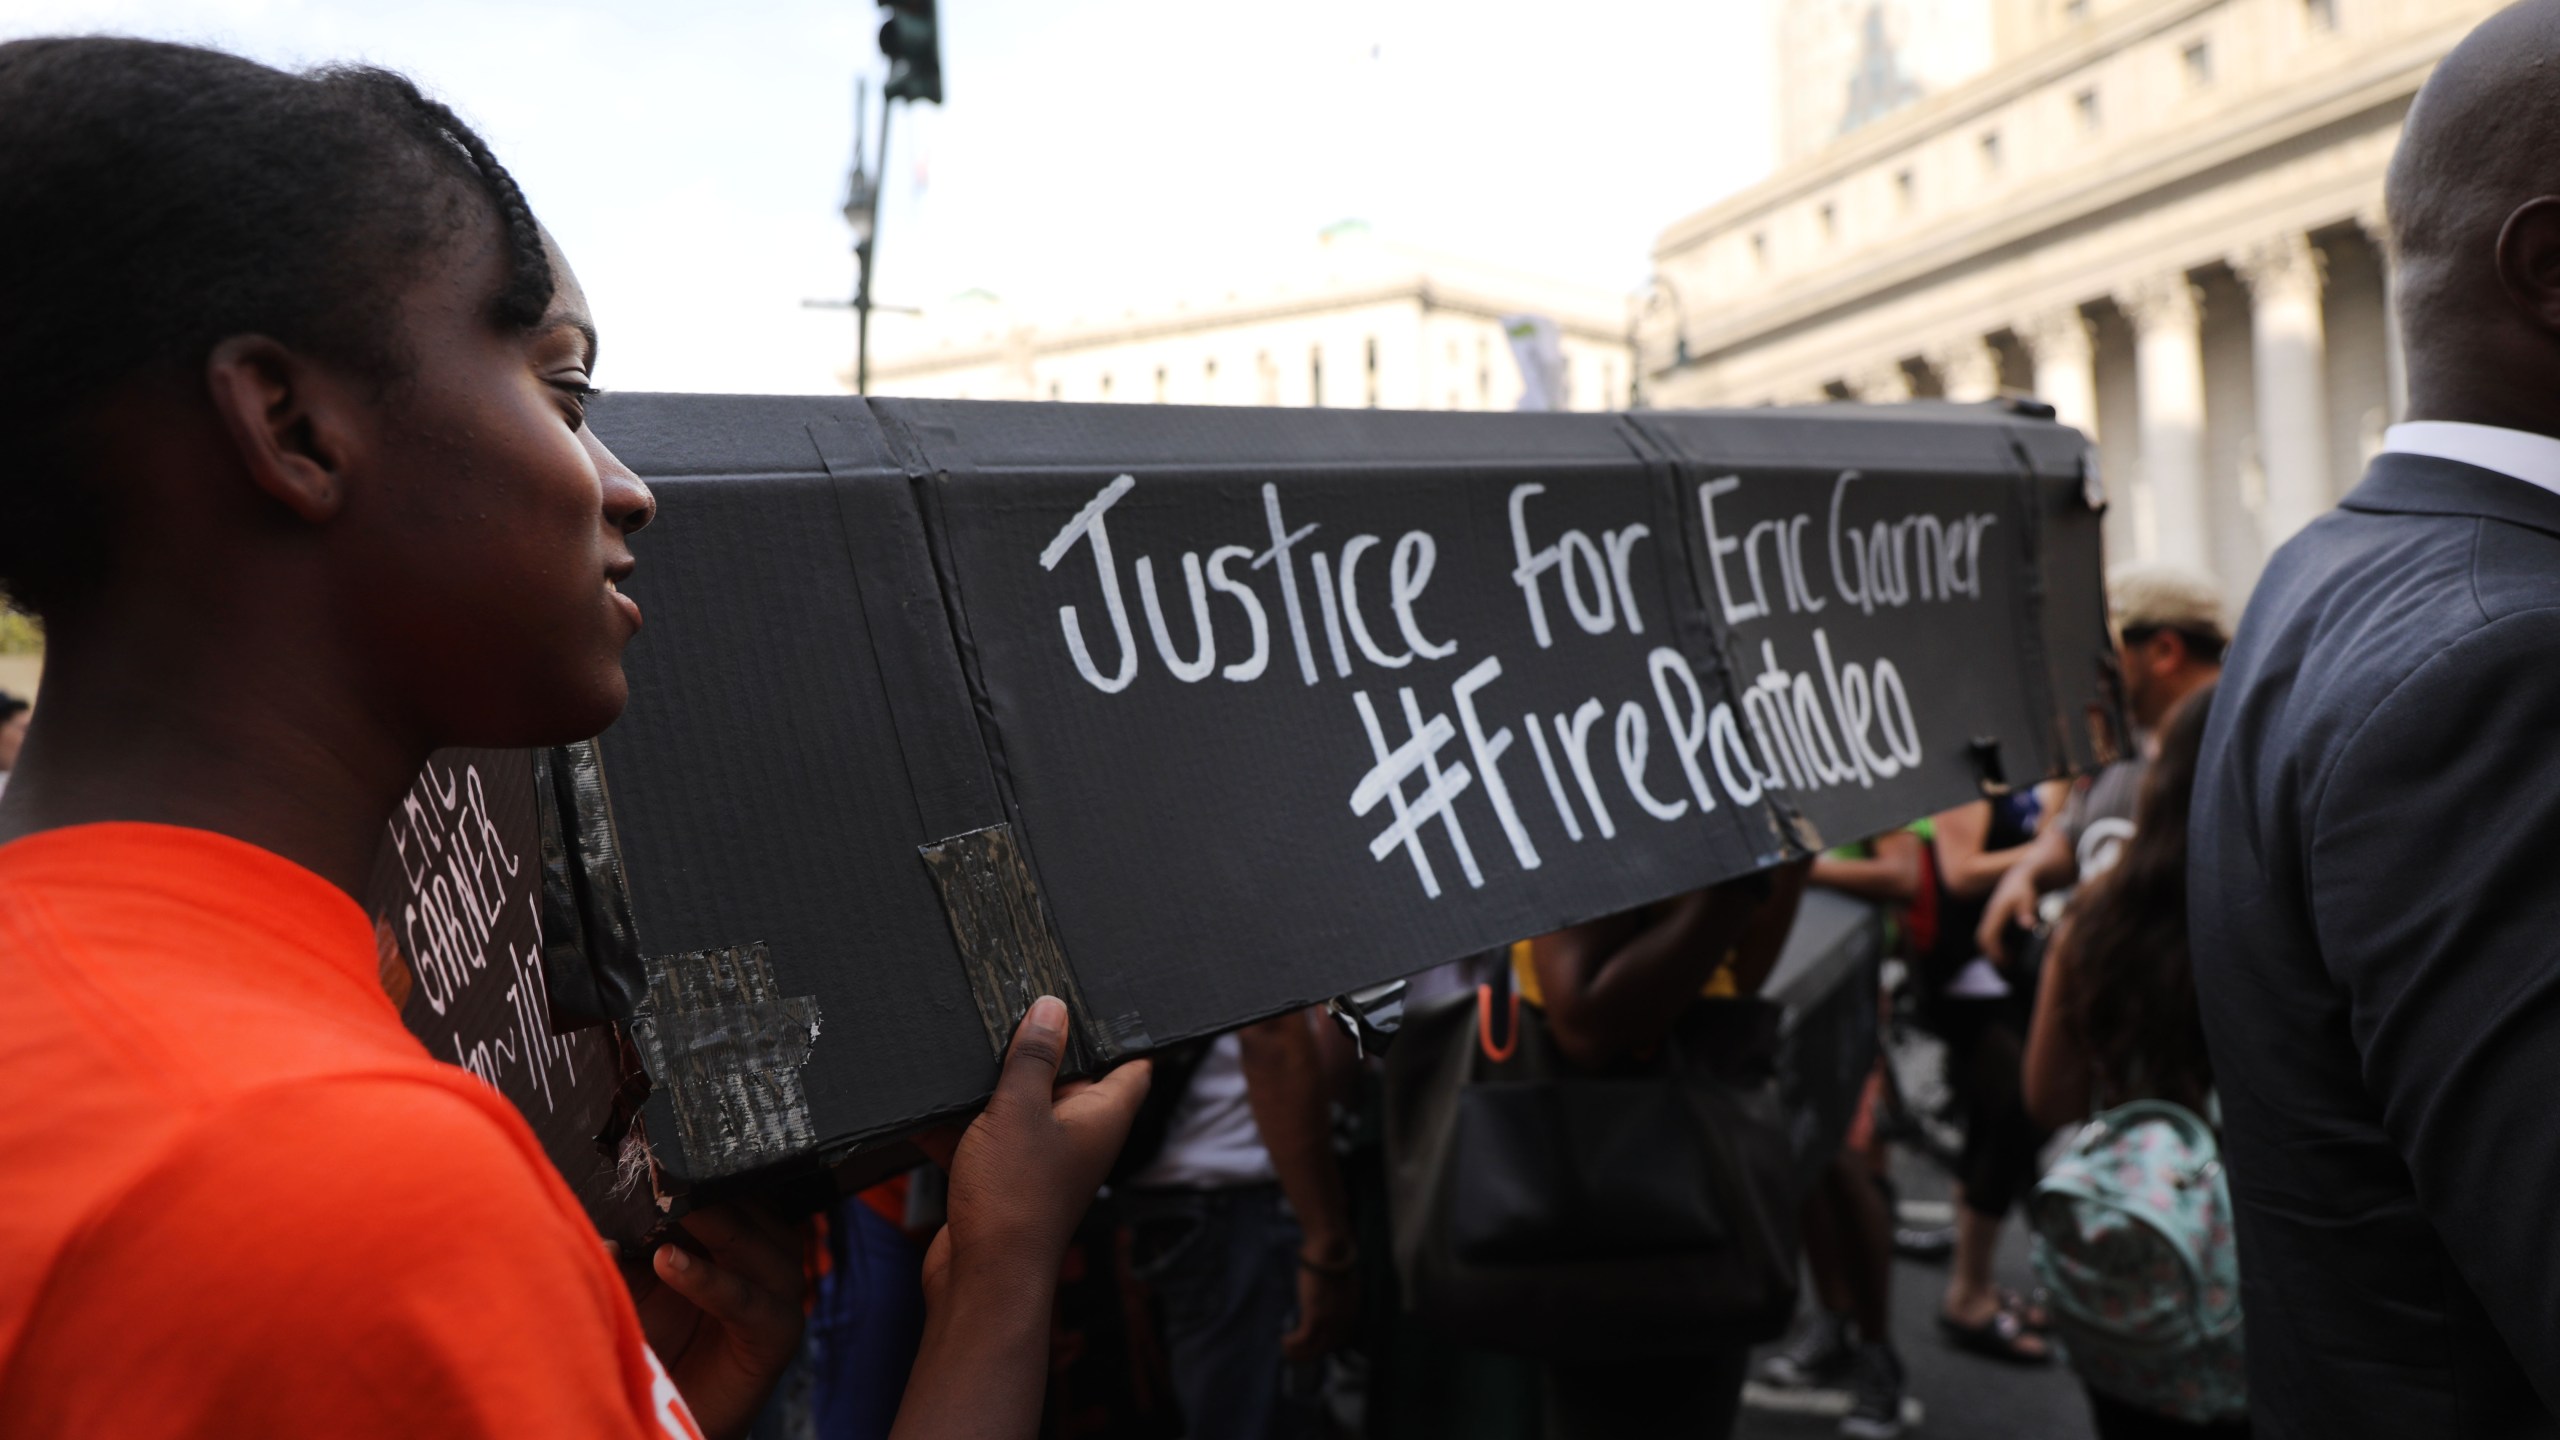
(2026, 1099), (2247, 1425)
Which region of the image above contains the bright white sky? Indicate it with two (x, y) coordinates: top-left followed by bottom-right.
(2, 0), (1778, 393)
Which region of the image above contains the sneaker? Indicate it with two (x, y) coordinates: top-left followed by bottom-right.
(1759, 1310), (1853, 1389)
(1838, 1343), (1906, 1439)
(1892, 1221), (1956, 1263)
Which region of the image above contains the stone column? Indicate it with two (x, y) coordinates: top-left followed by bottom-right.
(1849, 361), (1914, 402)
(2234, 233), (2334, 546)
(2359, 203), (2408, 422)
(1931, 338), (2004, 402)
(2120, 272), (2211, 571)
(2018, 306), (2098, 438)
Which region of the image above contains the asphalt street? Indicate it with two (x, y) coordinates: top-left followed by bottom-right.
(1736, 1033), (2098, 1440)
(1735, 1204), (2095, 1438)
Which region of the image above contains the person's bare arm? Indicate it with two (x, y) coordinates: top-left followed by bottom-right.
(1977, 820), (2082, 963)
(1932, 801), (2042, 901)
(1533, 880), (1765, 1067)
(1237, 1008), (1358, 1363)
(1808, 830), (1923, 905)
(2022, 922), (2092, 1131)
(1726, 859), (1812, 997)
(1930, 803), (2008, 899)
(1305, 997), (1363, 1103)
(892, 998), (1151, 1440)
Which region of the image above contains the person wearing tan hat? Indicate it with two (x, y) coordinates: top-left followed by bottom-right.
(1974, 563), (2226, 962)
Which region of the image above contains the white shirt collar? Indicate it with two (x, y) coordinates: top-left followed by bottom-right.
(2384, 421), (2560, 499)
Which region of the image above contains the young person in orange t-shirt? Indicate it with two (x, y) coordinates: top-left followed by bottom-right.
(0, 37), (1148, 1440)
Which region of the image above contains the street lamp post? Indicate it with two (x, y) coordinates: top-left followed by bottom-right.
(807, 3), (940, 395)
(842, 80), (886, 396)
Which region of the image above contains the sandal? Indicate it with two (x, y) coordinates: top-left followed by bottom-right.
(1938, 1304), (2052, 1365)
(1998, 1286), (2052, 1332)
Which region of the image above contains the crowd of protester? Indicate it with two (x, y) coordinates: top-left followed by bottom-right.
(722, 561), (2237, 1440)
(15, 4), (2560, 1437)
(1735, 564), (2233, 1440)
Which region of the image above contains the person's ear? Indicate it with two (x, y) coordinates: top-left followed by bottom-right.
(2493, 196), (2560, 333)
(203, 336), (364, 523)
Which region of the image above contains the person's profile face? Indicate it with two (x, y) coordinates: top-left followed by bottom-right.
(2114, 635), (2148, 719)
(326, 221), (654, 749)
(2116, 629), (2187, 729)
(0, 710), (26, 771)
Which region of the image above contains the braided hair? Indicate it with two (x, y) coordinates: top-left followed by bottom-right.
(0, 37), (557, 617)
(350, 70), (556, 331)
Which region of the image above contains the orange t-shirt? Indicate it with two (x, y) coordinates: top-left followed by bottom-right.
(0, 823), (703, 1439)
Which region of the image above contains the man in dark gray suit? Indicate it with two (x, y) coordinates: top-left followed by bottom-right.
(2194, 3), (2560, 1433)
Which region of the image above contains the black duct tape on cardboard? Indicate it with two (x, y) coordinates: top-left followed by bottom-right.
(534, 739), (649, 1031)
(917, 821), (1119, 1071)
(626, 943), (824, 1182)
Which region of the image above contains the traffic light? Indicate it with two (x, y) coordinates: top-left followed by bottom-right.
(880, 0), (942, 105)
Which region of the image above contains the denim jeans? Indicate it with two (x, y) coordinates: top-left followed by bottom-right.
(1124, 1183), (1323, 1440)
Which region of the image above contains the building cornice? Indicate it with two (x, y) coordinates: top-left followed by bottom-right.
(1658, 0), (2227, 255)
(1658, 22), (2450, 376)
(1654, 0), (2465, 261)
(876, 278), (1629, 381)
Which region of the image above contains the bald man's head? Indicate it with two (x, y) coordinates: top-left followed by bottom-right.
(2389, 0), (2560, 428)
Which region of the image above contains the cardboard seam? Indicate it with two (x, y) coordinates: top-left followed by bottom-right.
(868, 406), (1028, 823)
(807, 423), (940, 843)
(1999, 429), (2066, 783)
(867, 402), (1151, 1065)
(1620, 415), (1818, 866)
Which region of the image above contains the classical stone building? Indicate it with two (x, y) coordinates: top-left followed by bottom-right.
(1642, 0), (2497, 611)
(869, 224), (1633, 414)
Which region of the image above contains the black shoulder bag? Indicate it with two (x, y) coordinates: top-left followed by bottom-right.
(1382, 966), (1801, 1361)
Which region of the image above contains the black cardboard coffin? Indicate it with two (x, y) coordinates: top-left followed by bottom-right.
(575, 395), (2111, 1193)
